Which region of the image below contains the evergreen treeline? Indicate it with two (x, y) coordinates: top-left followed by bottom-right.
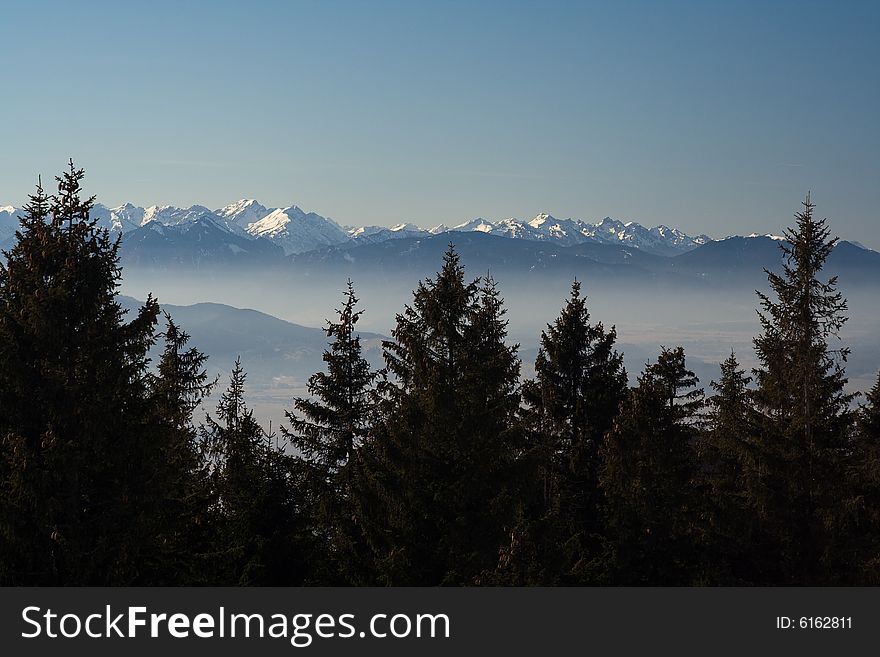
(1, 166), (878, 585)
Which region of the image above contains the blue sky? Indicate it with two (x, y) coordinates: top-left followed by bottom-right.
(1, 0), (878, 245)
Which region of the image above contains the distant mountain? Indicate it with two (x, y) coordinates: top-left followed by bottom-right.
(2, 197), (715, 258)
(117, 296), (387, 429)
(285, 231), (880, 292)
(667, 236), (880, 286)
(246, 206), (350, 255)
(0, 205), (20, 250)
(216, 199), (275, 230)
(4, 198), (878, 286)
(347, 222), (429, 244)
(119, 217), (285, 268)
(444, 213), (711, 256)
(118, 296), (385, 378)
(288, 231), (691, 288)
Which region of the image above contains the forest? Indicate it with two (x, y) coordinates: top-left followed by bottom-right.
(1, 162), (878, 586)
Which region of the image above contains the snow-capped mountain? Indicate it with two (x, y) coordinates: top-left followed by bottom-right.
(246, 206), (350, 255)
(121, 216), (284, 268)
(216, 199), (275, 230)
(89, 204), (142, 234)
(0, 196), (748, 261)
(348, 222), (429, 245)
(1, 205), (20, 247)
(445, 213), (711, 256)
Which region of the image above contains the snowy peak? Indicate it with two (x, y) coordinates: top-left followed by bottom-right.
(746, 233), (786, 241)
(451, 218), (496, 233)
(216, 199), (274, 229)
(3, 195), (735, 259)
(0, 205), (20, 245)
(528, 212), (556, 228)
(246, 206), (349, 255)
(390, 222), (424, 233)
(349, 222), (427, 245)
(142, 204), (218, 226)
(440, 213), (710, 255)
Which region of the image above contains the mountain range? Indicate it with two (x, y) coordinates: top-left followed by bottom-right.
(0, 199), (713, 258)
(2, 200), (878, 290)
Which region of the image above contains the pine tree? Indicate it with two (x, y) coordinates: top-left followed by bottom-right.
(283, 280), (377, 584)
(750, 194), (854, 584)
(0, 164), (160, 584)
(203, 359), (304, 585)
(698, 352), (765, 583)
(599, 346), (704, 584)
(0, 177), (56, 583)
(512, 280), (626, 584)
(355, 246), (521, 585)
(143, 315), (215, 584)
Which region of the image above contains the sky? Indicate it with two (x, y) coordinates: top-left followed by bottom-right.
(1, 0), (878, 246)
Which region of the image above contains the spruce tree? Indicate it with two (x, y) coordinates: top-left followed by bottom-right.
(355, 246), (521, 585)
(144, 315), (214, 583)
(0, 164), (160, 584)
(599, 346), (704, 584)
(750, 194), (854, 584)
(698, 352), (764, 583)
(513, 280), (626, 584)
(203, 359), (304, 585)
(0, 177), (56, 583)
(283, 280), (377, 584)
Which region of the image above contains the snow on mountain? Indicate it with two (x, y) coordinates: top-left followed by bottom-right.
(120, 216), (284, 268)
(746, 233), (786, 241)
(0, 205), (20, 247)
(140, 205), (252, 237)
(215, 199), (275, 230)
(1, 197), (722, 259)
(445, 213), (709, 255)
(451, 218), (497, 234)
(108, 203), (146, 232)
(89, 203), (142, 234)
(246, 206), (350, 255)
(141, 204), (217, 226)
(348, 222), (428, 245)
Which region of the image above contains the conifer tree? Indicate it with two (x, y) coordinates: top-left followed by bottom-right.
(698, 352), (765, 583)
(283, 280), (377, 584)
(513, 280), (626, 584)
(599, 346), (704, 584)
(355, 246), (521, 585)
(144, 315), (214, 583)
(750, 194), (854, 584)
(0, 177), (56, 583)
(203, 359), (304, 585)
(0, 164), (160, 584)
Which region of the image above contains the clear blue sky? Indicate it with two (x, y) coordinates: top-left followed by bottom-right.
(1, 0), (878, 245)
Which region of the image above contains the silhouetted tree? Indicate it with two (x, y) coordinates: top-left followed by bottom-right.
(143, 315), (214, 583)
(203, 359), (305, 585)
(0, 164), (160, 584)
(599, 346), (704, 584)
(283, 280), (377, 583)
(509, 280), (626, 584)
(750, 194), (854, 584)
(355, 247), (521, 585)
(698, 352), (766, 583)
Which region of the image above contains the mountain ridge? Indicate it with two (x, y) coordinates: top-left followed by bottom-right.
(0, 199), (720, 257)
